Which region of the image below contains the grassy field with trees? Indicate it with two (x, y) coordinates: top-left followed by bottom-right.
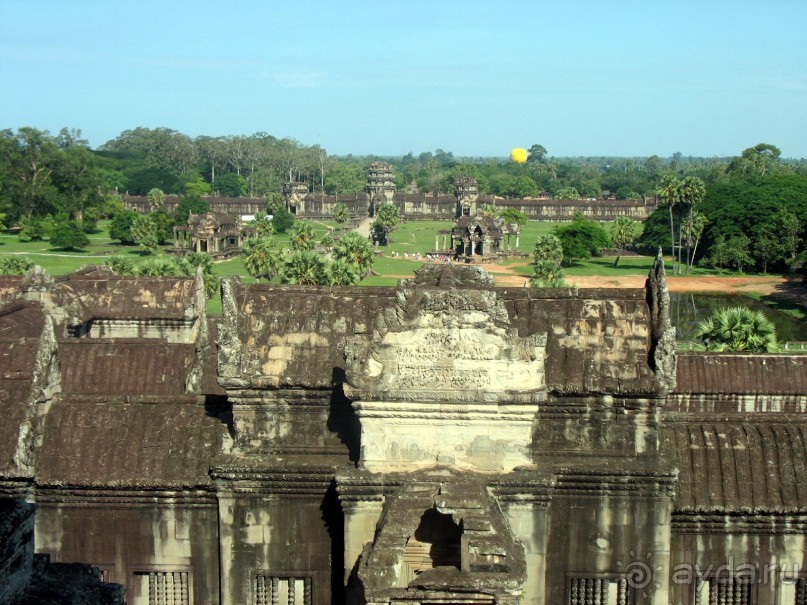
(1, 126), (805, 325)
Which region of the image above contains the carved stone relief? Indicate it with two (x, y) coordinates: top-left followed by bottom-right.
(344, 288), (547, 472)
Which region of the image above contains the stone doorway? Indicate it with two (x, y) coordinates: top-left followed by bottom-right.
(399, 509), (462, 587)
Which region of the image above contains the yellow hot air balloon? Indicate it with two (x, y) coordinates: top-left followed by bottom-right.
(510, 148), (528, 163)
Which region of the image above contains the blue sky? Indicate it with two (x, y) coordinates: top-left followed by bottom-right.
(1, 0), (806, 158)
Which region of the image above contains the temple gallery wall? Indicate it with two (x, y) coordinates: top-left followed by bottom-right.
(0, 261), (805, 605)
(124, 163), (657, 224)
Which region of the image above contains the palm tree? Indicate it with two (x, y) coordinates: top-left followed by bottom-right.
(251, 212), (274, 238)
(0, 256), (35, 275)
(682, 210), (708, 271)
(695, 306), (778, 352)
(678, 176), (706, 274)
(610, 217), (637, 267)
(481, 203), (497, 217)
(146, 188), (165, 211)
(289, 221), (316, 251)
(371, 203), (399, 245)
(332, 203), (350, 230)
(282, 250), (329, 285)
(531, 234), (567, 287)
(104, 255), (137, 276)
(656, 175), (681, 274)
(175, 252), (220, 297)
(333, 232), (375, 278)
(137, 257), (178, 277)
(320, 232), (335, 252)
(242, 237), (282, 282)
(327, 257), (360, 286)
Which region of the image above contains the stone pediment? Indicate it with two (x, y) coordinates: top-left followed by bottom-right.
(344, 288), (546, 404)
(343, 278), (547, 472)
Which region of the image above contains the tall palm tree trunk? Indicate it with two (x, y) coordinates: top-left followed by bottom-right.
(685, 204), (693, 274)
(676, 206), (684, 275)
(668, 204), (676, 274)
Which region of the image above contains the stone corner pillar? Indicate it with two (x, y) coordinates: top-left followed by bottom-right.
(340, 498), (384, 584)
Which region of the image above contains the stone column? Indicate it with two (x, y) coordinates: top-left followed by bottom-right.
(217, 493), (237, 605)
(501, 499), (550, 605)
(435, 235), (439, 251)
(342, 500), (384, 584)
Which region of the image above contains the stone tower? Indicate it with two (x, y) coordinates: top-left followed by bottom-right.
(455, 176), (479, 217)
(365, 161), (396, 213)
(283, 181), (309, 215)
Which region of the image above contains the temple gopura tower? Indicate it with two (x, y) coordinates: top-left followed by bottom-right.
(0, 260), (805, 605)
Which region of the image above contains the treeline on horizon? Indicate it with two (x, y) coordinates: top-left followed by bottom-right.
(0, 126), (806, 275)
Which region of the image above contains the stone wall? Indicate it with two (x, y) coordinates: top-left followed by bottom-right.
(0, 499), (36, 604)
(123, 194), (657, 222)
(0, 498), (125, 605)
(0, 263), (805, 605)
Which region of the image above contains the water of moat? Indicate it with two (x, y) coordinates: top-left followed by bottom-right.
(670, 293), (807, 342)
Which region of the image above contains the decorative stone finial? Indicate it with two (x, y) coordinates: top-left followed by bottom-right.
(646, 247), (676, 393)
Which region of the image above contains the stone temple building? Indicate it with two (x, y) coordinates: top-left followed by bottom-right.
(449, 214), (521, 260)
(173, 211), (244, 258)
(124, 164), (656, 223)
(0, 260), (805, 605)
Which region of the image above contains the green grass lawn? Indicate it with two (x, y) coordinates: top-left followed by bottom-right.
(385, 220), (558, 257)
(381, 219), (644, 260)
(365, 255), (423, 283)
(385, 221), (454, 255)
(744, 291), (807, 322)
(0, 219), (794, 292)
(4, 218), (803, 337)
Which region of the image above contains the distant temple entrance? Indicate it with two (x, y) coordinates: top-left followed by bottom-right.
(447, 214), (520, 262)
(173, 211), (243, 258)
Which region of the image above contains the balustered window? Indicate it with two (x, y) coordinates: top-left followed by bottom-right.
(131, 571), (189, 605)
(255, 575), (312, 605)
(779, 577), (806, 605)
(694, 576), (752, 605)
(568, 577), (631, 605)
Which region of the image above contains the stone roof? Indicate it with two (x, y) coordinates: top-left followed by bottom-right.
(218, 281), (397, 389)
(673, 354), (807, 395)
(58, 341), (196, 396)
(0, 270), (213, 487)
(124, 194), (265, 207)
(188, 211), (239, 228)
(453, 215), (502, 234)
(399, 264), (496, 288)
(303, 192), (369, 202)
(219, 271), (659, 396)
(498, 287), (657, 395)
(495, 198), (652, 207)
(50, 273), (200, 323)
(37, 399), (224, 488)
(1, 267), (203, 327)
(664, 421), (807, 513)
(0, 302), (45, 477)
(0, 275), (24, 304)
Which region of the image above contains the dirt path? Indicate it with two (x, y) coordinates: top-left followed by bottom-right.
(478, 261), (807, 302)
(353, 217), (373, 238)
(374, 257), (804, 298)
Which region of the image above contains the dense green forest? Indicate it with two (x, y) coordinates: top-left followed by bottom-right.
(1, 126), (805, 273)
